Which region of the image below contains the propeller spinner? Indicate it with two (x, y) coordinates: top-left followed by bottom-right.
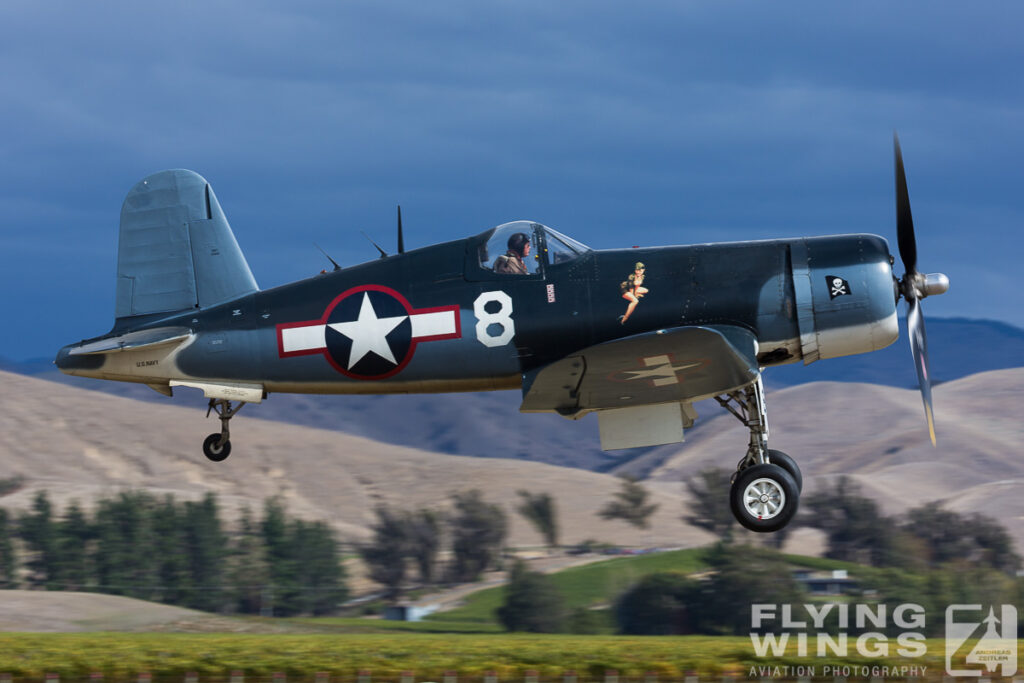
(893, 133), (950, 445)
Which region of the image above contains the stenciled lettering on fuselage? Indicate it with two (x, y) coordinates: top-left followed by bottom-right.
(276, 284), (461, 380)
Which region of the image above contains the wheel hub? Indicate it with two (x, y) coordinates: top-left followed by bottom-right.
(743, 477), (786, 520)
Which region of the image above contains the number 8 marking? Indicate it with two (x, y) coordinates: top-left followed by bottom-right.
(474, 291), (515, 347)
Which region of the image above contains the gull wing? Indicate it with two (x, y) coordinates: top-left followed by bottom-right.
(520, 324), (758, 417)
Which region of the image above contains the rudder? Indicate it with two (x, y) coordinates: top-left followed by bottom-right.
(115, 169), (258, 319)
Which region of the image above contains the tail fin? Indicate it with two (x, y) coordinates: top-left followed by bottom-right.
(115, 169), (259, 319)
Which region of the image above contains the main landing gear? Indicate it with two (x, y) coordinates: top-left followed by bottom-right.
(202, 399), (245, 462)
(715, 377), (801, 532)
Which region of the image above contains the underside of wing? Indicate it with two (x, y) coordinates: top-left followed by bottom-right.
(520, 324), (759, 449)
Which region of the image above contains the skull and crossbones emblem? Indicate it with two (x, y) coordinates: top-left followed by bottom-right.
(826, 275), (851, 299)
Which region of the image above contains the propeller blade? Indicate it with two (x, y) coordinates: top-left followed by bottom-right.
(906, 297), (936, 446)
(894, 133), (918, 275)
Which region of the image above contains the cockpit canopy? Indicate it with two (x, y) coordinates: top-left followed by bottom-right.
(474, 221), (590, 276)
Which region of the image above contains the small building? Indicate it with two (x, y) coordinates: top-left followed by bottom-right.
(384, 603), (439, 622)
(792, 569), (857, 596)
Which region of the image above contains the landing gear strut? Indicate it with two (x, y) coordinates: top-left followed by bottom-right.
(715, 377), (800, 532)
(202, 399), (245, 462)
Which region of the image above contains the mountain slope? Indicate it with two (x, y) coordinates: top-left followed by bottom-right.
(2, 367), (1024, 553)
(633, 368), (1024, 547)
(0, 370), (706, 548)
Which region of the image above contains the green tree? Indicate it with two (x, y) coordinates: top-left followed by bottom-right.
(260, 497), (297, 616)
(228, 506), (270, 614)
(920, 569), (955, 637)
(0, 476), (26, 497)
(516, 491), (559, 550)
(182, 493), (226, 611)
(92, 491), (158, 599)
(360, 505), (410, 603)
(405, 508), (442, 585)
(968, 513), (1021, 572)
(902, 502), (1020, 573)
(150, 495), (191, 605)
(801, 476), (894, 566)
(689, 543), (805, 635)
(496, 560), (566, 632)
(18, 491), (60, 588)
(55, 501), (92, 591)
(944, 564), (1016, 608)
(450, 490), (507, 582)
(0, 508), (17, 588)
(257, 497), (347, 616)
(598, 476), (659, 530)
(902, 502), (973, 567)
(615, 571), (696, 635)
(292, 519), (347, 615)
(682, 468), (735, 542)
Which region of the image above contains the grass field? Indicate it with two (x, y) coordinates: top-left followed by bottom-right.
(0, 633), (966, 681)
(284, 617), (506, 634)
(0, 550), (1001, 681)
(426, 549), (709, 627)
(289, 549), (875, 635)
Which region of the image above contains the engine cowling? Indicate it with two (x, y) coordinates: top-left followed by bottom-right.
(790, 234), (899, 364)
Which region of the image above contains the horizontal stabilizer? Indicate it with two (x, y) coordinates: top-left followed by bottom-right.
(67, 326), (192, 356)
(116, 169), (258, 319)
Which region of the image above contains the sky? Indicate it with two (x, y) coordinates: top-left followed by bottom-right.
(1, 1), (1021, 360)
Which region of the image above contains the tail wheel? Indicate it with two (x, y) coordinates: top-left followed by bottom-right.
(730, 463), (799, 533)
(765, 450), (802, 493)
(203, 433), (232, 462)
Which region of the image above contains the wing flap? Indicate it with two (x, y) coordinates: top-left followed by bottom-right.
(521, 324), (759, 415)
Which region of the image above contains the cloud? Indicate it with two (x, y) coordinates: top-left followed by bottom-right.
(1, 1), (1022, 357)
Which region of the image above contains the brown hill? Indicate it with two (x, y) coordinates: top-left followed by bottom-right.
(2, 368), (1021, 551)
(0, 370), (707, 548)
(0, 590), (201, 631)
(635, 368), (1024, 547)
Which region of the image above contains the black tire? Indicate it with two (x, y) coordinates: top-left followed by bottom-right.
(766, 449), (802, 493)
(203, 433), (231, 462)
(729, 463), (799, 533)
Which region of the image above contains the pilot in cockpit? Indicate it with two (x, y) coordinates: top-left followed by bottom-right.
(493, 232), (531, 275)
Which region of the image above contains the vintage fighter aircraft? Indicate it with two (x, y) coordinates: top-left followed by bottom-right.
(56, 136), (948, 532)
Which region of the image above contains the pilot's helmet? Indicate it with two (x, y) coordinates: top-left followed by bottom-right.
(635, 261), (646, 270)
(508, 232), (530, 256)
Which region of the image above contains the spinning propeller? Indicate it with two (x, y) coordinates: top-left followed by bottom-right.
(893, 133), (950, 446)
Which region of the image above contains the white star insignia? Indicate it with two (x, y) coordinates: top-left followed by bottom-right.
(328, 293), (407, 369)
